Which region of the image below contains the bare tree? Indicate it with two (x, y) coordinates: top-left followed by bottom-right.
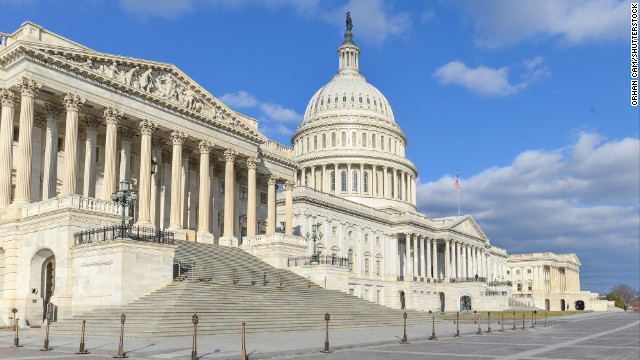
(610, 284), (639, 308)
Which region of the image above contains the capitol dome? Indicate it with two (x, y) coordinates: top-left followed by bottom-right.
(292, 24), (417, 213)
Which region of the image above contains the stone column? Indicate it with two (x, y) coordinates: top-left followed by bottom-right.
(60, 93), (85, 197)
(310, 165), (316, 190)
(168, 131), (186, 229)
(14, 79), (42, 204)
(118, 127), (135, 182)
(347, 163), (352, 195)
(284, 180), (293, 235)
(426, 238), (432, 278)
(404, 236), (410, 280)
(30, 115), (44, 202)
(359, 163), (364, 194)
(267, 175), (277, 235)
(245, 157), (258, 237)
(462, 244), (467, 277)
(82, 116), (100, 197)
(393, 169), (399, 199)
(101, 108), (122, 200)
(432, 239), (439, 280)
(222, 148), (238, 239)
(411, 234), (417, 280)
(321, 164), (327, 192)
(334, 163), (339, 195)
(445, 239), (451, 281)
(179, 150), (190, 227)
(196, 141), (213, 242)
(383, 166), (389, 198)
(150, 137), (164, 226)
(371, 165), (377, 196)
(41, 104), (62, 200)
(401, 171), (406, 201)
(453, 241), (459, 278)
(419, 236), (425, 277)
(0, 90), (17, 206)
(136, 119), (156, 226)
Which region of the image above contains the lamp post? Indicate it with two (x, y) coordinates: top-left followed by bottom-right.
(111, 179), (138, 239)
(305, 222), (323, 265)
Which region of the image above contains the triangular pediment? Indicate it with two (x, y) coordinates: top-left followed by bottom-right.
(450, 216), (488, 241)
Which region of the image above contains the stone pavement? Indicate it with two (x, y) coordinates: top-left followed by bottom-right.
(0, 312), (637, 359)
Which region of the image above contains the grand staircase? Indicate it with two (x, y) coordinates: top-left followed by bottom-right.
(51, 241), (433, 338)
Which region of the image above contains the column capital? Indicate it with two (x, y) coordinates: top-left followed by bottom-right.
(83, 115), (101, 130)
(245, 156), (259, 169)
(152, 136), (166, 150)
(43, 102), (62, 118)
(170, 130), (187, 145)
(104, 107), (123, 125)
(16, 77), (42, 98)
(63, 93), (85, 111)
(118, 127), (137, 141)
(1, 89), (18, 108)
(267, 175), (278, 186)
(223, 148), (238, 162)
(138, 118), (157, 136)
(284, 180), (294, 190)
(34, 114), (46, 128)
(198, 140), (213, 154)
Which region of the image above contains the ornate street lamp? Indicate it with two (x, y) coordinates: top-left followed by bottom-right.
(111, 179), (138, 239)
(305, 222), (323, 265)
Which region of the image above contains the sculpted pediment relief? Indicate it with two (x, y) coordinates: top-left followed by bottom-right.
(451, 217), (488, 241)
(26, 45), (262, 140)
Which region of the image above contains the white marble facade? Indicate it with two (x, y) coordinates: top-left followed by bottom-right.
(0, 21), (612, 326)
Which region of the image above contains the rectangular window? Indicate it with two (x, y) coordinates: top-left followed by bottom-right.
(364, 234), (369, 243)
(332, 226), (337, 236)
(259, 192), (267, 205)
(332, 133), (336, 147)
(517, 283), (522, 291)
(314, 136), (317, 150)
(364, 258), (370, 275)
(376, 260), (381, 276)
(528, 284), (532, 291)
(516, 270), (521, 275)
(376, 236), (381, 246)
(240, 186), (248, 201)
(527, 269), (532, 274)
(322, 134), (326, 148)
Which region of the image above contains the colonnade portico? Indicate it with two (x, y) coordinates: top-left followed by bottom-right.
(0, 76), (294, 244)
(398, 234), (489, 283)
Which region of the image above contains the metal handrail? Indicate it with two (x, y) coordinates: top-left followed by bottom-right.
(73, 225), (174, 245)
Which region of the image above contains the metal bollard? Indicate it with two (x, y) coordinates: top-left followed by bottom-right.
(500, 314), (504, 332)
(512, 311), (516, 330)
(531, 311), (535, 328)
(252, 271), (256, 285)
(11, 308), (19, 348)
(429, 311), (437, 340)
(241, 322), (247, 360)
(474, 310), (477, 324)
(322, 313), (332, 353)
(232, 268), (237, 284)
(401, 312), (409, 344)
(115, 314), (127, 358)
(487, 312), (491, 334)
(522, 314), (526, 330)
(534, 310), (537, 326)
(41, 319), (51, 351)
(455, 312), (460, 337)
(191, 314), (198, 360)
(76, 320), (88, 354)
(545, 312), (548, 327)
(476, 312), (482, 335)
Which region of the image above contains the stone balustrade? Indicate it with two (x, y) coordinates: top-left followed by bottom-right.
(242, 233), (306, 247)
(261, 140), (294, 158)
(20, 194), (121, 218)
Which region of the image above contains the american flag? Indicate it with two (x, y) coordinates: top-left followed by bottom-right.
(454, 172), (460, 190)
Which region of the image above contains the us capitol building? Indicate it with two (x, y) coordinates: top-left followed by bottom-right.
(0, 21), (612, 327)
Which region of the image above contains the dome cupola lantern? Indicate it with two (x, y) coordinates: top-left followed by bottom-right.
(338, 12), (360, 75)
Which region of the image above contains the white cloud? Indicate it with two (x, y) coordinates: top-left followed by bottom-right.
(220, 90), (301, 139)
(120, 0), (409, 44)
(463, 0), (628, 48)
(416, 132), (640, 291)
(433, 57), (549, 97)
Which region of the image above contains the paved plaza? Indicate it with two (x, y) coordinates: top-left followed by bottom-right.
(0, 312), (637, 359)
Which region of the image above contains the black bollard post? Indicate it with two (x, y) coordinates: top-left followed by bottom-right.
(531, 311), (535, 328)
(545, 312), (548, 327)
(522, 314), (525, 330)
(191, 314), (198, 360)
(500, 314), (504, 332)
(512, 311), (516, 330)
(11, 308), (19, 348)
(474, 310), (477, 324)
(241, 322), (247, 360)
(76, 320), (88, 354)
(401, 312), (409, 344)
(476, 312), (482, 335)
(534, 310), (537, 326)
(487, 312), (491, 334)
(429, 310), (437, 340)
(41, 319), (51, 351)
(115, 313), (127, 358)
(322, 313), (332, 353)
(455, 312), (460, 337)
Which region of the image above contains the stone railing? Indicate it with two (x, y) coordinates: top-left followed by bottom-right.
(449, 276), (488, 283)
(487, 280), (513, 287)
(261, 140), (294, 158)
(20, 195), (121, 218)
(241, 233), (306, 247)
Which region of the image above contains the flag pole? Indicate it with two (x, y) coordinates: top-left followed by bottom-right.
(457, 185), (460, 215)
(454, 171), (460, 215)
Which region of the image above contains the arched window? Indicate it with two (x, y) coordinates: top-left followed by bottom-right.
(306, 137), (309, 152)
(364, 172), (369, 193)
(314, 136), (317, 150)
(362, 133), (367, 147)
(331, 132), (336, 147)
(351, 132), (356, 146)
(352, 171), (358, 192)
(341, 171), (347, 192)
(341, 132), (346, 147)
(381, 136), (385, 150)
(331, 171), (335, 191)
(372, 134), (376, 148)
(322, 134), (326, 148)
(348, 249), (354, 272)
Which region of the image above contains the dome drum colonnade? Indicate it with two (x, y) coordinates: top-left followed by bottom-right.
(0, 76), (295, 243)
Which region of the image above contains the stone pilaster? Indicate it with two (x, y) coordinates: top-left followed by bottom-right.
(14, 78), (42, 204)
(42, 103), (62, 200)
(426, 238), (432, 278)
(266, 175), (277, 235)
(168, 131), (186, 230)
(221, 148), (238, 243)
(60, 93), (85, 196)
(197, 140), (213, 243)
(118, 127), (136, 183)
(445, 239), (451, 281)
(136, 119), (156, 226)
(432, 239), (439, 280)
(284, 180), (293, 236)
(245, 157), (259, 237)
(101, 108), (122, 200)
(82, 116), (100, 197)
(0, 90), (18, 206)
(404, 235), (410, 280)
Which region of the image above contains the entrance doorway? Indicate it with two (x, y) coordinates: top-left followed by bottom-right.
(30, 248), (56, 321)
(560, 299), (566, 311)
(399, 291), (406, 309)
(460, 295), (472, 311)
(439, 292), (445, 312)
(575, 300), (585, 310)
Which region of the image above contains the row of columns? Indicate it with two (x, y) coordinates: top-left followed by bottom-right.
(297, 163), (416, 204)
(402, 235), (487, 282)
(0, 80), (294, 243)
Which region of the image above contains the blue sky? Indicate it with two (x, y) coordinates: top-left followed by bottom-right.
(3, 0), (639, 293)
